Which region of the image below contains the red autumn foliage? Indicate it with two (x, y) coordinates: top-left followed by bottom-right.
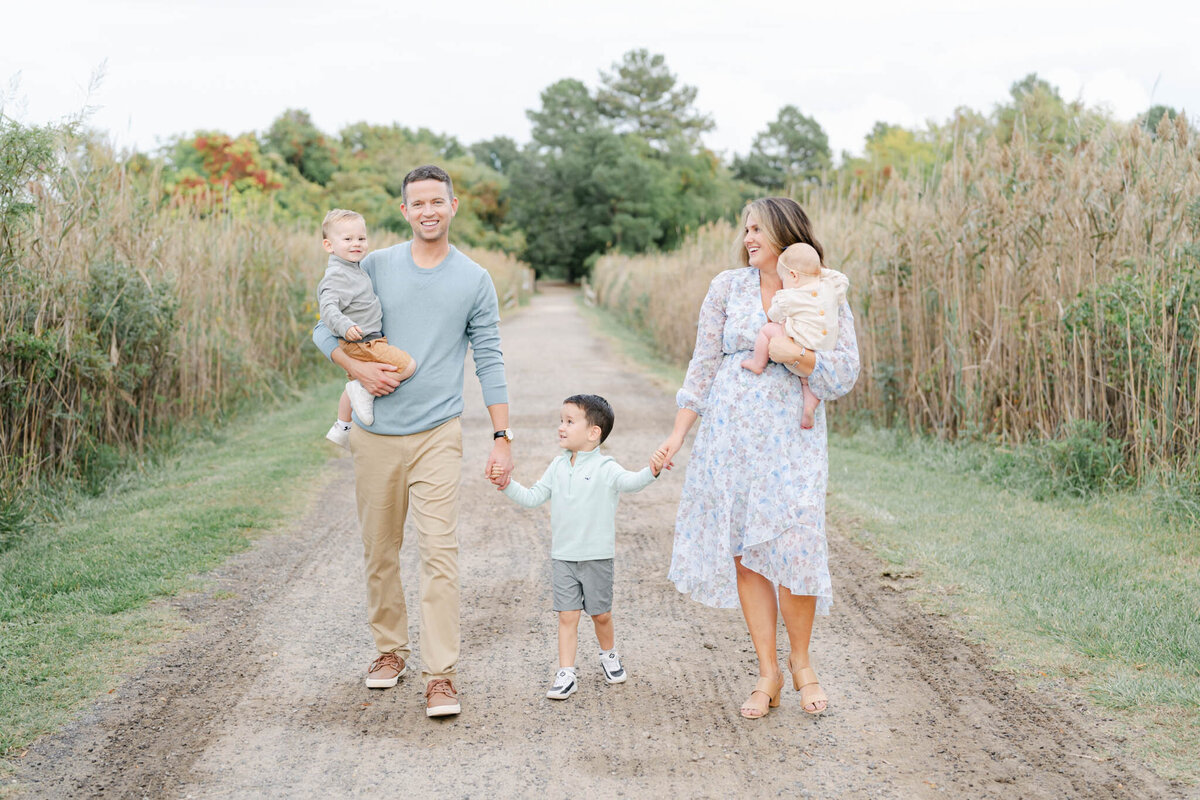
(193, 134), (281, 191)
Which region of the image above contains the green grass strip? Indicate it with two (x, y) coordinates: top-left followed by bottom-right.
(0, 380), (343, 762)
(829, 432), (1200, 782)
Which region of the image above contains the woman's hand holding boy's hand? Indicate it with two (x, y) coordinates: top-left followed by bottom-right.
(653, 434), (685, 473)
(655, 409), (696, 474)
(650, 448), (668, 477)
(344, 325), (364, 342)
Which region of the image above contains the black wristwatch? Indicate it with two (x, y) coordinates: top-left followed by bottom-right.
(493, 429), (514, 443)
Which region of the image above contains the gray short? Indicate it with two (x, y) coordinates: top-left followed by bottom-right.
(551, 558), (614, 616)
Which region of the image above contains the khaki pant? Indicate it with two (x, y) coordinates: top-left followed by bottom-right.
(340, 337), (413, 375)
(349, 418), (462, 681)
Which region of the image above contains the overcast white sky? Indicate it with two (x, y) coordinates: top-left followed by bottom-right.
(5, 0), (1198, 163)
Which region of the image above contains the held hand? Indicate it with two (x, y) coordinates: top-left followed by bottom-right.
(488, 462), (509, 488)
(654, 435), (685, 472)
(485, 442), (514, 486)
(344, 325), (364, 342)
(649, 448), (667, 477)
(348, 359), (400, 396)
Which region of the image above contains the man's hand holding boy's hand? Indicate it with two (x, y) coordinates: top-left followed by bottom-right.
(488, 462), (511, 490)
(344, 325), (364, 342)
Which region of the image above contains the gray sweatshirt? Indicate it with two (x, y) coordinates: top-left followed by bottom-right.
(316, 254), (382, 338)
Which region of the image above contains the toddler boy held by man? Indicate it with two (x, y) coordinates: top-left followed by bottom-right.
(492, 394), (666, 699)
(316, 209), (417, 446)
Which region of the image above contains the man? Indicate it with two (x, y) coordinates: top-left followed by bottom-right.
(312, 164), (514, 717)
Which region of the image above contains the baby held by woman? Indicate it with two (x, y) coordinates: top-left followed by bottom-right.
(741, 242), (849, 429)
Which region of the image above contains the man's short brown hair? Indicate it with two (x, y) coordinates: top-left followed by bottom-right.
(401, 165), (454, 205)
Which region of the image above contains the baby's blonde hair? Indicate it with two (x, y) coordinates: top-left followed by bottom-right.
(321, 209), (364, 239)
(778, 242), (822, 277)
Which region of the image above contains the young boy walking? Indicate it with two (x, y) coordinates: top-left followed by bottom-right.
(492, 394), (665, 699)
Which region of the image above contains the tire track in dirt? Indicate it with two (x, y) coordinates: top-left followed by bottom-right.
(13, 285), (1184, 799)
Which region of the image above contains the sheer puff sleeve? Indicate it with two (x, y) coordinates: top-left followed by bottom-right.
(805, 301), (860, 402)
(675, 270), (735, 416)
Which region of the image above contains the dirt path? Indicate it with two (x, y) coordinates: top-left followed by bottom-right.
(15, 286), (1183, 799)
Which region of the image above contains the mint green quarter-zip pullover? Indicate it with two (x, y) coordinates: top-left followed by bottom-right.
(501, 448), (657, 561)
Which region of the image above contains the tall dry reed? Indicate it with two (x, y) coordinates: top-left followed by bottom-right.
(1, 137), (531, 498)
(594, 116), (1200, 480)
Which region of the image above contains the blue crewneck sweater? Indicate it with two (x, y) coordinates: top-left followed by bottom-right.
(312, 241), (508, 435)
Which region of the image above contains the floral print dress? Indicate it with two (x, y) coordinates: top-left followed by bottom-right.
(669, 268), (860, 613)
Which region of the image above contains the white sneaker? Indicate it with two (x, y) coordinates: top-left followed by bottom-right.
(345, 380), (375, 426)
(325, 423), (350, 449)
(600, 650), (626, 684)
(546, 668), (577, 700)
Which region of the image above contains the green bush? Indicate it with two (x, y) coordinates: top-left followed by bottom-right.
(1151, 470), (1200, 529)
(0, 484), (32, 552)
(85, 260), (179, 394)
(0, 261), (179, 531)
(1031, 420), (1131, 498)
(75, 441), (131, 497)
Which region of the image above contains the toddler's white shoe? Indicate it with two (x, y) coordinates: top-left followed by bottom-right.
(546, 668), (577, 700)
(345, 380), (375, 426)
(600, 650), (627, 684)
(325, 423), (350, 449)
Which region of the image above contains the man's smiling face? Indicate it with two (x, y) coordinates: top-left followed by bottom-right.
(401, 179), (457, 243)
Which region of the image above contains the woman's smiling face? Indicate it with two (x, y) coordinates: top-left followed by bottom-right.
(743, 212), (780, 271)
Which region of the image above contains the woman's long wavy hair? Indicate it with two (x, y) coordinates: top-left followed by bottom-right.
(733, 197), (825, 267)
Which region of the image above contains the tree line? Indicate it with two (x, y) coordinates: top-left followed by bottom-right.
(9, 51), (1192, 287)
(117, 50), (1184, 281)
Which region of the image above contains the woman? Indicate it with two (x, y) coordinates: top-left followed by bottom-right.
(655, 197), (859, 719)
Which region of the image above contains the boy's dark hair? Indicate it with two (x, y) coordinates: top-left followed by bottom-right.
(564, 394), (614, 444)
(401, 164), (454, 204)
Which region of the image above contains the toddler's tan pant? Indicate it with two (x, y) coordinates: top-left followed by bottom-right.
(349, 418), (462, 682)
(340, 337), (413, 375)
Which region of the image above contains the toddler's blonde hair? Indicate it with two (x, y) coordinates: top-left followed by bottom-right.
(322, 209), (364, 239)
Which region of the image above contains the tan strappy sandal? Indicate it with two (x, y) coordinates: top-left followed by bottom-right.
(739, 674), (784, 719)
(790, 661), (828, 715)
